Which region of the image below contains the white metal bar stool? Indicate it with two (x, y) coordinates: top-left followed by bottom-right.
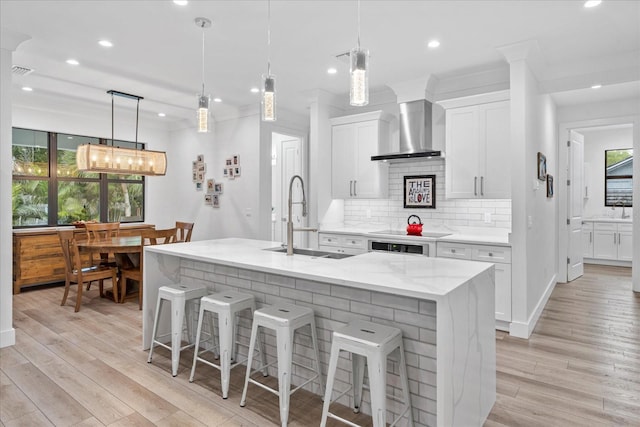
(240, 302), (324, 427)
(147, 283), (208, 377)
(189, 291), (267, 399)
(320, 320), (414, 427)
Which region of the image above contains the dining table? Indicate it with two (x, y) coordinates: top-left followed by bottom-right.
(76, 235), (143, 301)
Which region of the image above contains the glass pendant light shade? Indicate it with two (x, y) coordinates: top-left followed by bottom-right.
(77, 144), (167, 176)
(262, 74), (276, 121)
(350, 47), (369, 106)
(197, 93), (211, 132)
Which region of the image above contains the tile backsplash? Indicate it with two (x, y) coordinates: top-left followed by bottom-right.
(344, 159), (512, 229)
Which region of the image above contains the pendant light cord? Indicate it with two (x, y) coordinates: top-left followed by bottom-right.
(357, 0), (361, 48)
(267, 0), (271, 75)
(201, 25), (206, 95)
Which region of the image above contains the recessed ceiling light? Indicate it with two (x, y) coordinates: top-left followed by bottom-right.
(173, 0), (188, 5)
(157, 112), (166, 117)
(22, 86), (33, 92)
(213, 98), (222, 103)
(66, 59), (79, 66)
(591, 84), (602, 89)
(98, 40), (113, 48)
(584, 0), (601, 8)
(327, 67), (337, 75)
(427, 40), (440, 48)
(250, 87), (259, 93)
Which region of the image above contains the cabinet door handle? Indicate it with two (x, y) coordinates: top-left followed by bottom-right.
(590, 231), (592, 243)
(353, 180), (357, 196)
(474, 177), (478, 196)
(614, 233), (616, 244)
(618, 232), (621, 246)
(349, 180), (353, 197)
(480, 176), (484, 196)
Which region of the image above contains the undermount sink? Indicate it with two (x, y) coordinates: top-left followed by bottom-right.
(264, 247), (354, 259)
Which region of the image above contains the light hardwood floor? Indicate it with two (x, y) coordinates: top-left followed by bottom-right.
(2, 264), (638, 426)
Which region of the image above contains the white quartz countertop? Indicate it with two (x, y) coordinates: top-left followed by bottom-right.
(320, 224), (511, 246)
(145, 238), (492, 302)
(582, 218), (632, 223)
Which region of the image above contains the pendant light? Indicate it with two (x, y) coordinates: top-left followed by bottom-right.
(76, 90), (167, 176)
(350, 0), (369, 106)
(262, 0), (276, 121)
(195, 17), (212, 132)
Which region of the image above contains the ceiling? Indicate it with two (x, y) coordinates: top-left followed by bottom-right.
(2, 0), (639, 128)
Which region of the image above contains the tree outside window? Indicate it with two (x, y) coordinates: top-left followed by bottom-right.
(605, 148), (633, 207)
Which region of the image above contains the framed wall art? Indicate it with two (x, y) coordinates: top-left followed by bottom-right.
(404, 175), (436, 209)
(546, 174), (554, 198)
(537, 152), (547, 181)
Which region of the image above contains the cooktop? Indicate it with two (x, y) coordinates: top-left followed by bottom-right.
(370, 230), (452, 238)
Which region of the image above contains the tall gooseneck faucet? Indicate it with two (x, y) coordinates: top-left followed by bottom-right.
(287, 175), (317, 255)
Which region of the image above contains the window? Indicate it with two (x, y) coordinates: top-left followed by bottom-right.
(12, 128), (146, 227)
(605, 148), (633, 207)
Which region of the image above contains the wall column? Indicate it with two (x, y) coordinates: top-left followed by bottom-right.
(1, 28), (30, 348)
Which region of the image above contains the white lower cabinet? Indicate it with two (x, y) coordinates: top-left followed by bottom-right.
(437, 241), (512, 324)
(318, 233), (368, 255)
(591, 222), (633, 263)
(582, 222), (594, 258)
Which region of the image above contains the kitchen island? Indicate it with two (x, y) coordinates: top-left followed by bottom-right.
(143, 238), (495, 427)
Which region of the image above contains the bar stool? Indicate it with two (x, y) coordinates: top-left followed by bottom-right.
(189, 291), (267, 399)
(320, 320), (414, 427)
(147, 283), (208, 377)
(240, 302), (324, 427)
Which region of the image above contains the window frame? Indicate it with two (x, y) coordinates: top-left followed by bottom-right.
(12, 127), (146, 228)
(603, 148), (633, 208)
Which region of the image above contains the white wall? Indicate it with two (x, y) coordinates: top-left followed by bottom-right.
(582, 127), (634, 219)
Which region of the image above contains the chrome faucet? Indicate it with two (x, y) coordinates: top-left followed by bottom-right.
(613, 200), (630, 219)
(286, 175), (317, 255)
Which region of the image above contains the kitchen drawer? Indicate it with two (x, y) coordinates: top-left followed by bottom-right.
(618, 223), (633, 232)
(594, 223), (617, 232)
(341, 235), (367, 249)
(436, 242), (472, 260)
(319, 233), (342, 247)
(473, 245), (511, 264)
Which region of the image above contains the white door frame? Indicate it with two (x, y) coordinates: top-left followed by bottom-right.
(557, 115), (636, 283)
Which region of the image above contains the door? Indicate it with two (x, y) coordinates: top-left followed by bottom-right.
(445, 106), (480, 198)
(271, 133), (303, 245)
(567, 130), (584, 281)
(617, 227), (633, 261)
(593, 226), (617, 259)
(331, 124), (356, 198)
(353, 120), (378, 198)
(481, 101), (511, 198)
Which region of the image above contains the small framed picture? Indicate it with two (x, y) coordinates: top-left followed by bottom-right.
(204, 194), (213, 205)
(197, 162), (206, 173)
(546, 174), (554, 198)
(196, 182), (203, 191)
(228, 167), (235, 179)
(233, 155), (240, 165)
(192, 171), (197, 182)
(214, 183), (223, 194)
(403, 175), (436, 209)
(537, 152), (547, 181)
(197, 154), (204, 162)
(213, 194), (220, 207)
(192, 160), (198, 171)
(234, 166), (241, 177)
(197, 171), (204, 183)
(223, 168), (228, 177)
(226, 158), (232, 166)
(206, 178), (214, 192)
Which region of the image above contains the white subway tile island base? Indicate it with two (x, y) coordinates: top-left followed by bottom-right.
(143, 238), (496, 427)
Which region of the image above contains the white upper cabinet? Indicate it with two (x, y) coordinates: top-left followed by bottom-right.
(440, 91), (510, 199)
(331, 111), (389, 199)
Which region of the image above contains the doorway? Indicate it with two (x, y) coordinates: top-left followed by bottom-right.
(558, 119), (635, 283)
(271, 132), (305, 246)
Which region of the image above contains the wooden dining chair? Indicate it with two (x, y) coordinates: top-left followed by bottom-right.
(119, 227), (178, 309)
(176, 221), (194, 242)
(84, 222), (121, 290)
(58, 230), (119, 312)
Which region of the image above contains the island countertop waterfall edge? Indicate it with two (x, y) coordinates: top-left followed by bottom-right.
(142, 238), (496, 427)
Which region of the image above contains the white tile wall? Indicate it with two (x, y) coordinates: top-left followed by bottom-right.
(181, 259), (438, 427)
(344, 159), (512, 230)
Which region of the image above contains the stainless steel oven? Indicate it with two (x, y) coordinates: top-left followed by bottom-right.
(368, 239), (435, 257)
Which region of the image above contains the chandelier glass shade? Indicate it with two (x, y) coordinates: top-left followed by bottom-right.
(262, 74), (276, 121)
(350, 0), (369, 106)
(195, 17), (212, 132)
(76, 144), (167, 176)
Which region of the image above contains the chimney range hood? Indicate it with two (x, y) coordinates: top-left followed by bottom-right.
(371, 99), (441, 161)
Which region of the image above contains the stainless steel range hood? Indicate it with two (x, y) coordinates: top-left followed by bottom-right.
(371, 99), (441, 161)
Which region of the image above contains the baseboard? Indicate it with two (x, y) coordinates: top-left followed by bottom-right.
(584, 259), (632, 268)
(509, 274), (557, 339)
(0, 328), (15, 348)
